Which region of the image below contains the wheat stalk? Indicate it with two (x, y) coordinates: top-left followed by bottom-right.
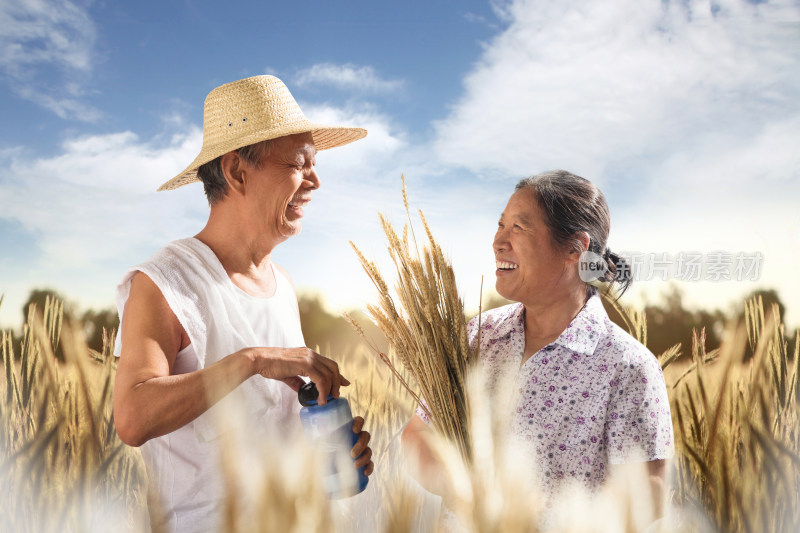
(0, 296), (148, 532)
(348, 177), (477, 459)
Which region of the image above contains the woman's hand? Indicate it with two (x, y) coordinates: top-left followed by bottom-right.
(401, 414), (448, 495)
(351, 416), (375, 476)
(245, 347), (350, 405)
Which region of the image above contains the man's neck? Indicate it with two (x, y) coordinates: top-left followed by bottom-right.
(194, 204), (284, 297)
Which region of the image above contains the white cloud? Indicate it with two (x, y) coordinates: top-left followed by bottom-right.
(271, 103), (414, 311)
(0, 0), (100, 121)
(294, 63), (404, 94)
(4, 12), (798, 336)
(463, 12), (488, 24)
(431, 0), (800, 325)
(277, 101), (513, 321)
(0, 124), (206, 326)
(0, 0), (95, 73)
(1, 124), (205, 252)
(434, 0), (800, 180)
(15, 84), (103, 121)
(613, 114), (800, 322)
(31, 128), (204, 193)
(0, 103), (411, 328)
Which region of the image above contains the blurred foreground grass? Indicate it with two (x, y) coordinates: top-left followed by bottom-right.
(0, 297), (147, 531)
(0, 294), (798, 532)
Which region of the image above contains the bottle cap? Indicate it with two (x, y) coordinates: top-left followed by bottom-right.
(298, 382), (319, 406)
(297, 382), (337, 406)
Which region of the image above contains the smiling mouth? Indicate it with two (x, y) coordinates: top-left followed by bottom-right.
(288, 198), (310, 209)
(496, 261), (518, 271)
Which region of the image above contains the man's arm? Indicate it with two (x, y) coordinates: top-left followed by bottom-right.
(112, 272), (347, 447)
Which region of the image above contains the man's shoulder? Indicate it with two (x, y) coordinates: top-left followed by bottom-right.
(146, 237), (204, 263)
(272, 262), (294, 287)
(117, 237), (210, 318)
(136, 237), (228, 285)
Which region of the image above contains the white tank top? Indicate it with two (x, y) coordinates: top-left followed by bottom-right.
(121, 261), (305, 533)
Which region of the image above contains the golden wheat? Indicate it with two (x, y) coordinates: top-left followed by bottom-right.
(348, 176), (477, 460)
(669, 296), (800, 533)
(1, 287), (798, 532)
(0, 296), (147, 532)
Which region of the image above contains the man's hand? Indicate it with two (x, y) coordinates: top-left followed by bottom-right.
(351, 416), (374, 476)
(246, 347), (350, 405)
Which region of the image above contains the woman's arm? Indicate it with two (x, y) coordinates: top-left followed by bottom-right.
(113, 272), (347, 447)
(647, 459), (666, 518)
(401, 414), (450, 495)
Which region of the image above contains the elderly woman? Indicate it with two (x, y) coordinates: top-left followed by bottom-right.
(112, 76), (374, 533)
(403, 170), (673, 510)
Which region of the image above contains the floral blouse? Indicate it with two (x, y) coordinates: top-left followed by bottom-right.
(467, 294), (673, 493)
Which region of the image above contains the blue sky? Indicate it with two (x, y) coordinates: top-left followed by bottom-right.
(1, 0), (799, 329)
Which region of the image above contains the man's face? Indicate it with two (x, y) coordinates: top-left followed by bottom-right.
(243, 132), (319, 240)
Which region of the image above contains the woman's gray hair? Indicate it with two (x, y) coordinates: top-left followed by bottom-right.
(515, 170), (632, 296)
(196, 139), (275, 206)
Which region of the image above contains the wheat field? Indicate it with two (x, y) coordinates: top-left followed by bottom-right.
(0, 290), (798, 532)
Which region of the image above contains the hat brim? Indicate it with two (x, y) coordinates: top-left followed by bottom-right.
(157, 122), (367, 192)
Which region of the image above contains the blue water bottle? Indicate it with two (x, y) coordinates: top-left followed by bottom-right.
(298, 382), (369, 498)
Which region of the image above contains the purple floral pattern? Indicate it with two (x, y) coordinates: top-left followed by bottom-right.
(470, 294), (673, 493)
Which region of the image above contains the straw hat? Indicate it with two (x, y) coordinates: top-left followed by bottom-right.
(157, 75), (367, 191)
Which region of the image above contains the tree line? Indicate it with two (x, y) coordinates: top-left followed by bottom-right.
(4, 285), (795, 364)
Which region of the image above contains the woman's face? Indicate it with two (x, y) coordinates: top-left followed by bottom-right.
(493, 188), (572, 305)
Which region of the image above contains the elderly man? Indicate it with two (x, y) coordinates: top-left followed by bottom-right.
(112, 75), (373, 532)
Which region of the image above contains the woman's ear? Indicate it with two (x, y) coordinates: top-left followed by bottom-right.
(220, 151), (246, 195)
(566, 231), (591, 264)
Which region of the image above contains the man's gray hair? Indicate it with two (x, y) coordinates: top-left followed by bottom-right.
(196, 139), (275, 206)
